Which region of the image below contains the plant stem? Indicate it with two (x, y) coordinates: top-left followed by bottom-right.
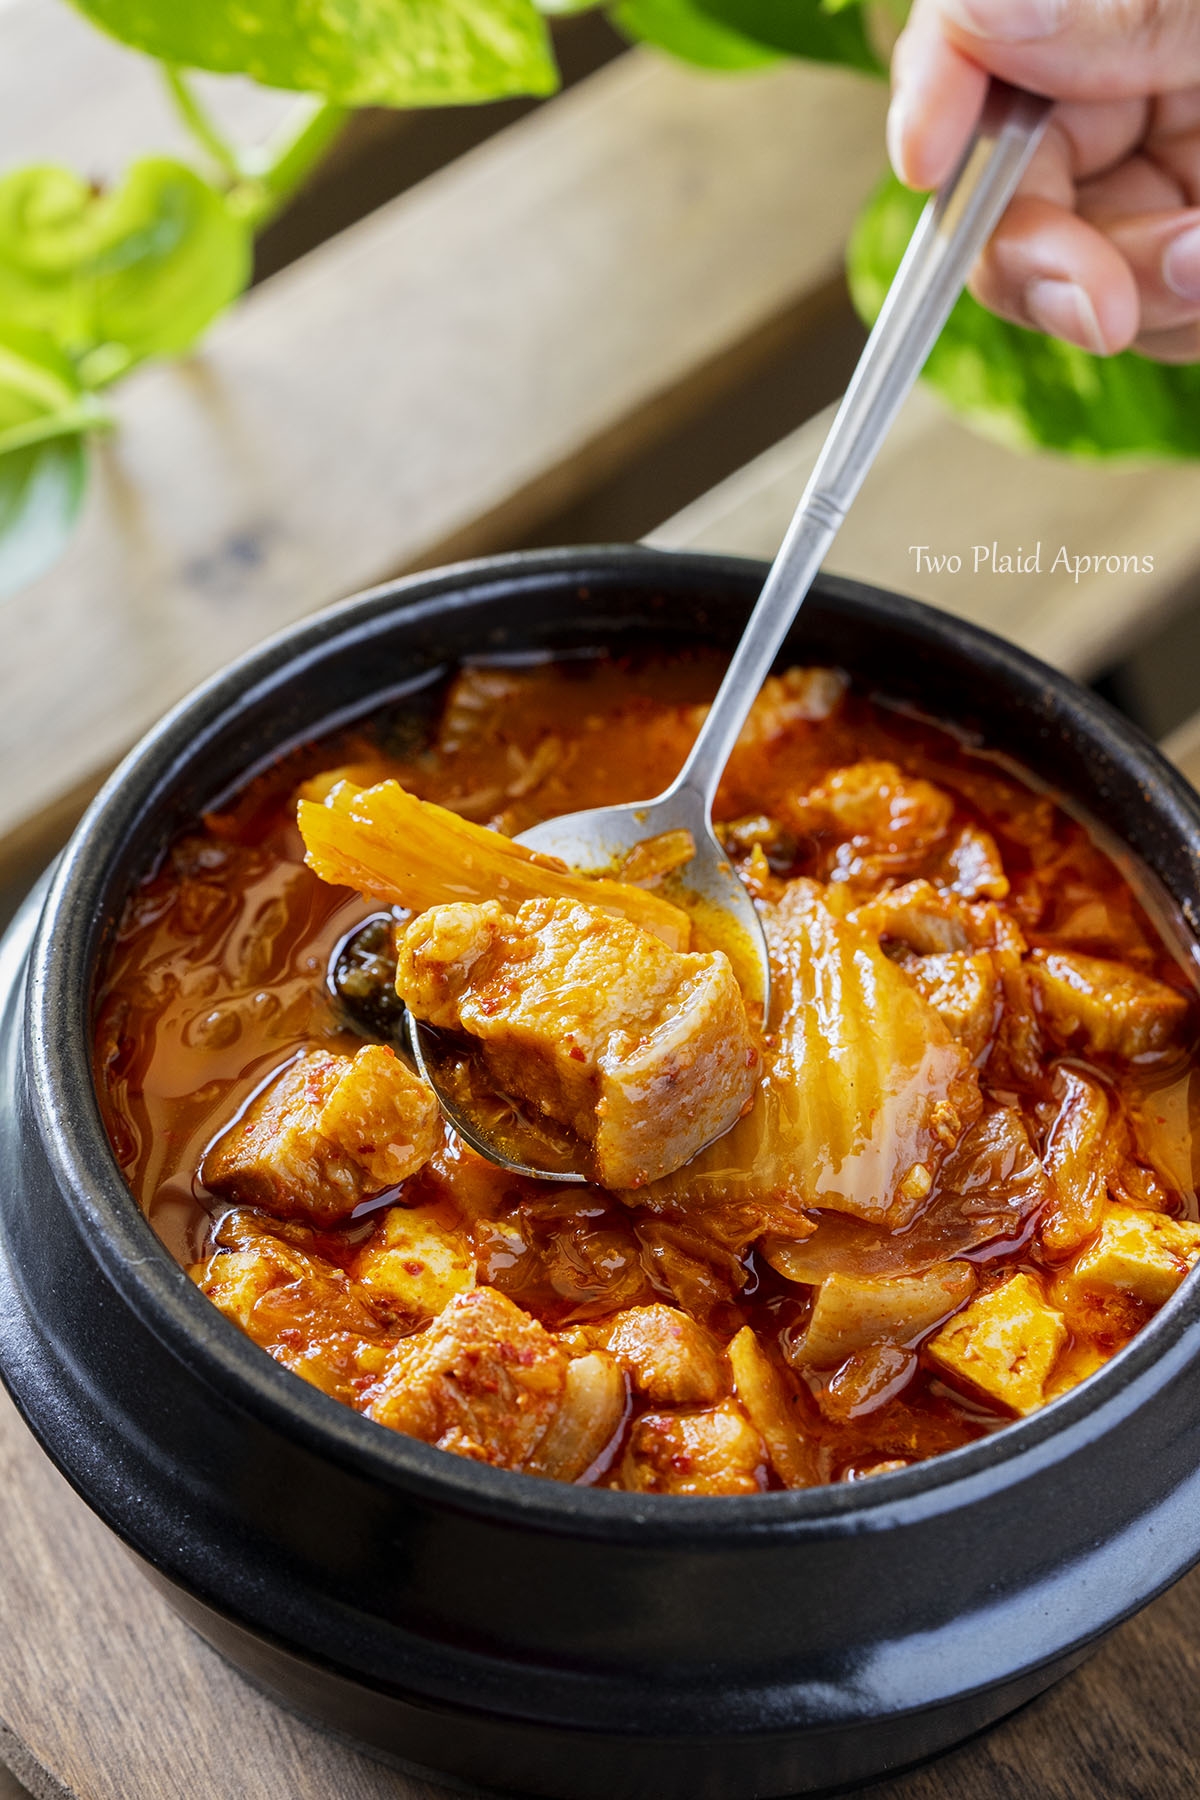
(0, 400), (112, 458)
(162, 65), (243, 181)
(163, 64), (347, 234)
(236, 98), (350, 228)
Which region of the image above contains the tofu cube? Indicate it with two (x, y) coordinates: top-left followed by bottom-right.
(927, 1272), (1067, 1415)
(351, 1203), (475, 1322)
(1066, 1204), (1200, 1307)
(204, 1044), (440, 1226)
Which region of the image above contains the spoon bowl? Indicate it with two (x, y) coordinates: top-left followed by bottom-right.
(404, 788), (771, 1183)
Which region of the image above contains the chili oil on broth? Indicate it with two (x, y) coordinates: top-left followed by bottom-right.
(92, 648), (1200, 1491)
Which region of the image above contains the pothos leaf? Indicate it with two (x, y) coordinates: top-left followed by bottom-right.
(849, 172), (1200, 459)
(67, 0), (559, 107)
(0, 157), (251, 366)
(610, 0), (781, 68)
(691, 0), (884, 74)
(0, 326), (94, 598)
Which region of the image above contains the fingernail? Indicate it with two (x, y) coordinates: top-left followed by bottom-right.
(886, 94), (912, 185)
(1025, 278), (1107, 353)
(942, 0), (1067, 40)
(1163, 224), (1200, 303)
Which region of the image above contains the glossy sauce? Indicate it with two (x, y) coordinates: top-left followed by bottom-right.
(94, 651), (1200, 1486)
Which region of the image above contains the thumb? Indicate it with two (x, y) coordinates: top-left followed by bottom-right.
(936, 0), (1200, 100)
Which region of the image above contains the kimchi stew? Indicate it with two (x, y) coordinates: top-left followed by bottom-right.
(94, 651), (1200, 1492)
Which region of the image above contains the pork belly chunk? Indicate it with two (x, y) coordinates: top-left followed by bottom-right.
(364, 1286), (567, 1469)
(192, 1211), (391, 1403)
(602, 1303), (727, 1404)
(397, 897), (758, 1189)
(1028, 950), (1189, 1060)
(203, 1044), (440, 1226)
(622, 1401), (768, 1495)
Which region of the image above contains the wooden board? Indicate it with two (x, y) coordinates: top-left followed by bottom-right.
(4, 1366), (1200, 1800)
(652, 385), (1200, 681)
(0, 49), (887, 870)
(1163, 710), (1200, 792)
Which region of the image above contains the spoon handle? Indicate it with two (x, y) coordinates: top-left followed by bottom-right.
(666, 79), (1053, 814)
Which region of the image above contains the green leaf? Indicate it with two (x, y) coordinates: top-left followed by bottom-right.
(68, 0), (559, 106)
(0, 157), (251, 367)
(610, 0), (780, 66)
(848, 172), (1200, 460)
(691, 0), (884, 73)
(0, 326), (93, 597)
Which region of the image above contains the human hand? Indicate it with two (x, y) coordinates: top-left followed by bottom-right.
(887, 0), (1200, 362)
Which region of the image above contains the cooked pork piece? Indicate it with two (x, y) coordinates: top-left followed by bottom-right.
(933, 824), (1010, 901)
(1028, 950), (1189, 1060)
(621, 1400), (767, 1495)
(364, 1286), (567, 1469)
(852, 879), (1025, 958)
(905, 951), (1000, 1061)
(1039, 1068), (1115, 1257)
(397, 897), (758, 1189)
(203, 1045), (440, 1226)
(193, 1211), (391, 1403)
(792, 759), (954, 884)
(602, 1303), (727, 1405)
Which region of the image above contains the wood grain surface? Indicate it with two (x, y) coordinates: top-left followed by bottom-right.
(1, 1369), (1199, 1800)
(651, 385), (1200, 682)
(0, 48), (887, 868)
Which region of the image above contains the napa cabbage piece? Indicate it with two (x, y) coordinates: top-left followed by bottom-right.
(647, 880), (980, 1226)
(763, 1106), (1049, 1284)
(297, 778), (692, 951)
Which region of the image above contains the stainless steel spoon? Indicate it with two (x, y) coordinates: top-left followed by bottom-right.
(409, 79), (1052, 1181)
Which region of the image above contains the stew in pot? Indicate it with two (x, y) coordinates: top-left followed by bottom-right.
(94, 649), (1200, 1492)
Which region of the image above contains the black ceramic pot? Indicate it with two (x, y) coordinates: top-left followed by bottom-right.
(4, 548), (1200, 1800)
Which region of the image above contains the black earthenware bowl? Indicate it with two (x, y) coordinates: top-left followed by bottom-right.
(4, 548), (1200, 1800)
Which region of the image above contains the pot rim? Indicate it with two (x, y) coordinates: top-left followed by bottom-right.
(23, 543), (1200, 1545)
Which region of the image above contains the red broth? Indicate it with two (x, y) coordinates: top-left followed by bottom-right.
(94, 651), (1200, 1490)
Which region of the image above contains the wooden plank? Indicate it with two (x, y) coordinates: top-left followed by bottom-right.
(1163, 711), (1200, 792)
(0, 54), (887, 866)
(651, 385), (1200, 681)
(4, 1368), (1200, 1799)
(0, 0), (629, 286)
(0, 1381), (452, 1800)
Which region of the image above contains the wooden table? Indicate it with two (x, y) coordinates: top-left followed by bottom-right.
(7, 3), (1200, 1793)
